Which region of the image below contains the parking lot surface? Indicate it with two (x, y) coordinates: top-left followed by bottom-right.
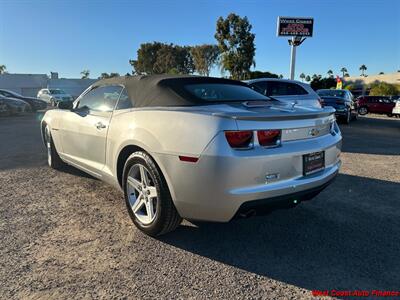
(0, 114), (399, 299)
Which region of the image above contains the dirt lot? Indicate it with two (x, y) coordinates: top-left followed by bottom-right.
(0, 114), (399, 299)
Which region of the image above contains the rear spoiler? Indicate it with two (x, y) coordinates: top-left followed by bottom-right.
(212, 107), (336, 121)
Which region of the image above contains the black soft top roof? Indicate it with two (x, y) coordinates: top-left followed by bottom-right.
(92, 74), (248, 107)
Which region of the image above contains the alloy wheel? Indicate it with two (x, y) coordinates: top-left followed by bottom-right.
(126, 164), (158, 225)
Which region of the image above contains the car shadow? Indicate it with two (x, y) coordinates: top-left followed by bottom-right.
(339, 116), (400, 156)
(160, 174), (400, 292)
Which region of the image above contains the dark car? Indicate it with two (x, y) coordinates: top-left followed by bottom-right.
(316, 89), (358, 124)
(357, 96), (396, 117)
(0, 89), (47, 111)
(0, 95), (30, 115)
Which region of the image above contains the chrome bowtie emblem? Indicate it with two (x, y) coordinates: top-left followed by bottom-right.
(309, 128), (319, 136)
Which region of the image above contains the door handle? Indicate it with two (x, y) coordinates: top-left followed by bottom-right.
(95, 122), (106, 130)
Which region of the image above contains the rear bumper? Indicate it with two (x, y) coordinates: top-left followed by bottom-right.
(156, 132), (342, 222)
(234, 173), (336, 218)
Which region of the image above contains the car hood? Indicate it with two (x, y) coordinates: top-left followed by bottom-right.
(51, 94), (72, 98)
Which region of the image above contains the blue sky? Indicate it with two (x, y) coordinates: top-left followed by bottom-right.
(1, 0), (399, 80)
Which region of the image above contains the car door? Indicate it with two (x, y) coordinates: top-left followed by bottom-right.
(59, 85), (123, 176)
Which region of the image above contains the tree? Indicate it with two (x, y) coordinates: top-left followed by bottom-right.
(278, 74), (284, 79)
(312, 74), (318, 80)
(98, 72), (120, 79)
(190, 44), (219, 76)
(310, 77), (336, 90)
(215, 13), (255, 80)
(340, 67), (347, 77)
(379, 72), (384, 75)
(0, 65), (7, 74)
(305, 75), (311, 82)
(130, 42), (163, 74)
(359, 64), (367, 77)
(344, 73), (350, 77)
(130, 42), (194, 75)
(247, 70), (279, 79)
(369, 82), (398, 96)
(300, 73), (306, 82)
(327, 70), (333, 78)
(80, 70), (90, 79)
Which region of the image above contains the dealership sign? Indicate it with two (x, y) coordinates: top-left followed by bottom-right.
(277, 17), (314, 37)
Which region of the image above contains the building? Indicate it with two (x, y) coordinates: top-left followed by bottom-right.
(0, 73), (96, 98)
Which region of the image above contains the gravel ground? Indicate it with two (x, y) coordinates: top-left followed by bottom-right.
(0, 114), (399, 299)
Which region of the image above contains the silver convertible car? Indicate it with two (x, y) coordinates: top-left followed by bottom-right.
(41, 75), (342, 236)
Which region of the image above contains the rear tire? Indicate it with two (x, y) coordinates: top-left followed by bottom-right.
(122, 151), (182, 236)
(45, 125), (66, 170)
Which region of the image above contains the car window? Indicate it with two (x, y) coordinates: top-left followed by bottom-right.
(0, 91), (12, 97)
(115, 88), (133, 110)
(78, 85), (123, 112)
(250, 82), (268, 96)
(184, 83), (268, 101)
(267, 82), (308, 96)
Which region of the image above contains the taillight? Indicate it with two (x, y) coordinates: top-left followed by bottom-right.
(257, 130), (281, 147)
(225, 131), (253, 149)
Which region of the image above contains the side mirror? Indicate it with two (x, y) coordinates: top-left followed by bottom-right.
(57, 101), (73, 110)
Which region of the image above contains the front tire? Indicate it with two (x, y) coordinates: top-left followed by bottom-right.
(358, 106), (368, 115)
(44, 125), (66, 170)
(343, 110), (351, 124)
(122, 151), (182, 236)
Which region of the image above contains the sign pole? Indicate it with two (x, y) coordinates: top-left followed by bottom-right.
(289, 37), (296, 80)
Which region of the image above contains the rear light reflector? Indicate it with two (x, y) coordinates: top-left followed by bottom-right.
(257, 130), (281, 147)
(179, 156), (199, 163)
(225, 130), (253, 149)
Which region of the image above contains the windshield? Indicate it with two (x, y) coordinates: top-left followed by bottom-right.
(184, 83), (270, 102)
(49, 89), (66, 95)
(317, 90), (346, 98)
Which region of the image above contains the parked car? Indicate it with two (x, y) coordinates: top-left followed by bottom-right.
(0, 98), (9, 115)
(37, 88), (74, 106)
(392, 98), (400, 118)
(316, 89), (358, 124)
(0, 89), (47, 111)
(41, 75), (342, 236)
(245, 78), (322, 108)
(357, 96), (395, 116)
(0, 95), (30, 115)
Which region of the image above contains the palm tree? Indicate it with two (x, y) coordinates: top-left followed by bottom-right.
(0, 65), (7, 74)
(340, 67), (347, 77)
(327, 70), (333, 78)
(80, 70), (90, 79)
(300, 73), (306, 82)
(344, 73), (350, 77)
(359, 64), (367, 77)
(305, 75), (311, 82)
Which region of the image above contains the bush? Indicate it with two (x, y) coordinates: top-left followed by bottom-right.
(369, 82), (399, 96)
